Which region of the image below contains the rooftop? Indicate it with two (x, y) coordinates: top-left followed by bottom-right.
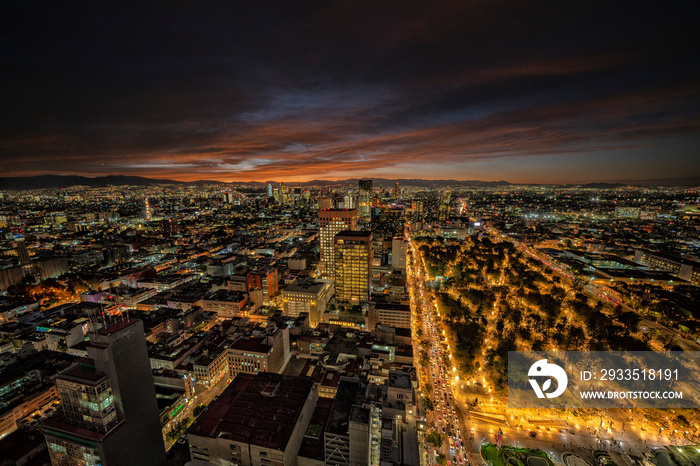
(188, 372), (314, 451)
(283, 278), (330, 294)
(95, 316), (139, 336)
(326, 377), (367, 435)
(297, 397), (334, 461)
(203, 289), (247, 302)
(335, 230), (372, 240)
(43, 413), (123, 442)
(388, 371), (412, 390)
(57, 360), (108, 385)
(229, 336), (271, 354)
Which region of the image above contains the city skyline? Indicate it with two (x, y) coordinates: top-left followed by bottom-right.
(1, 177), (700, 464)
(1, 1), (699, 184)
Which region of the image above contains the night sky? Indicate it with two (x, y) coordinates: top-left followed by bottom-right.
(2, 1), (699, 183)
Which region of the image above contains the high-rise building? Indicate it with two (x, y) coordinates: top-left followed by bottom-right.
(334, 231), (372, 304)
(280, 183), (290, 204)
(222, 191), (241, 205)
(267, 183), (273, 197)
(358, 179), (373, 221)
(44, 318), (167, 466)
(438, 192), (451, 222)
(144, 197), (152, 221)
(271, 188), (279, 203)
(344, 193), (355, 209)
(319, 209), (358, 280)
(318, 197), (333, 210)
(391, 237), (407, 271)
(160, 218), (179, 236)
(371, 208), (404, 239)
(394, 182), (399, 199)
(246, 267), (279, 305)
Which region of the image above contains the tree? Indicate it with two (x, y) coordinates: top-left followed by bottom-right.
(436, 453), (448, 465)
(617, 311), (642, 332)
(425, 431), (444, 448)
(193, 404), (206, 417)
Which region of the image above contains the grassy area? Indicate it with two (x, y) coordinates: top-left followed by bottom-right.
(481, 443), (555, 466)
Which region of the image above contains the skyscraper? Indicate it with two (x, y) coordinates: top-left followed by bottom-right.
(319, 209), (357, 280)
(438, 191), (451, 222)
(392, 237), (407, 271)
(344, 192), (355, 209)
(394, 182), (399, 199)
(44, 317), (167, 466)
(267, 183), (273, 197)
(280, 183), (290, 204)
(358, 179), (373, 221)
(144, 197), (152, 221)
(334, 231), (372, 304)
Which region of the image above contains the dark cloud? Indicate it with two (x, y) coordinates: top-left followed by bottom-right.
(0, 0), (699, 182)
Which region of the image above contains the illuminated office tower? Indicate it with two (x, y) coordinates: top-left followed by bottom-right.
(143, 197), (152, 221)
(334, 231), (372, 304)
(273, 188), (280, 203)
(344, 192), (355, 209)
(267, 183), (273, 197)
(44, 318), (167, 466)
(319, 209), (357, 280)
(358, 178), (373, 221)
(280, 183), (290, 204)
(394, 182), (399, 199)
(438, 192), (451, 222)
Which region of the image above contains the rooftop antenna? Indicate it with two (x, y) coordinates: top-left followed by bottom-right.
(87, 307), (97, 336)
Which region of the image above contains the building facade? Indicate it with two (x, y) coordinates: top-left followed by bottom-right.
(44, 318), (167, 466)
(334, 231), (372, 304)
(358, 179), (373, 222)
(227, 329), (289, 379)
(282, 278), (333, 328)
(319, 209), (357, 280)
(188, 373), (317, 466)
